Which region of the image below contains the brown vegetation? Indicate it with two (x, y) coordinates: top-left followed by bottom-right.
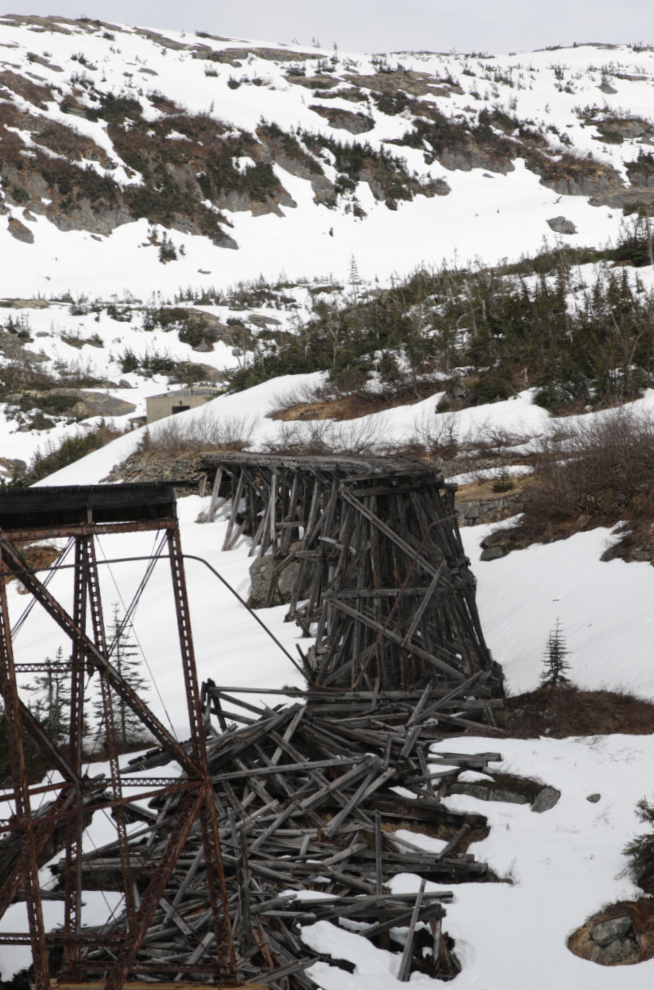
(489, 411), (654, 551)
(499, 684), (654, 738)
(455, 473), (529, 504)
(140, 415), (254, 453)
(3, 543), (61, 586)
(32, 118), (109, 164)
(269, 379), (445, 422)
(102, 417), (255, 488)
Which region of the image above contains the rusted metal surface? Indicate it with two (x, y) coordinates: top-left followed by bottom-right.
(62, 538), (86, 977)
(84, 537), (136, 932)
(166, 528), (236, 976)
(0, 492), (235, 990)
(0, 538), (198, 775)
(0, 519), (176, 541)
(0, 556), (50, 990)
(0, 781), (198, 832)
(102, 784), (206, 990)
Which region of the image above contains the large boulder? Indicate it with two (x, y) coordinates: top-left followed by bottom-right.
(249, 547), (316, 609)
(547, 216), (577, 235)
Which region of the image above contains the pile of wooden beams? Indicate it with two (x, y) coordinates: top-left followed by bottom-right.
(62, 684), (503, 987)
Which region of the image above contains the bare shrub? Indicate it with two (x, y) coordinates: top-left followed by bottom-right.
(269, 380), (328, 413)
(262, 416), (387, 457)
(143, 415), (256, 453)
(494, 408), (654, 547)
(410, 414), (535, 465)
(528, 410), (654, 520)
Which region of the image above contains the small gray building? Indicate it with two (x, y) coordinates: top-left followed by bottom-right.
(146, 386), (217, 424)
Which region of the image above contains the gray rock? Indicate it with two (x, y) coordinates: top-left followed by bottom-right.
(590, 915), (633, 947)
(119, 379), (134, 389)
(309, 104), (374, 134)
(249, 546), (316, 609)
(311, 174), (337, 205)
(0, 456), (26, 478)
(247, 314), (282, 327)
(531, 786), (561, 813)
(448, 782), (530, 804)
(72, 391), (137, 419)
(547, 216), (577, 235)
(480, 546), (505, 561)
(588, 935), (637, 965)
(598, 82), (618, 94)
(12, 387), (136, 420)
(8, 218), (34, 244)
(601, 937), (637, 964)
(457, 491), (524, 528)
(586, 793), (601, 803)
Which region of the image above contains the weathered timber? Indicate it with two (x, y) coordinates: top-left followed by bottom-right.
(59, 685), (498, 986)
(201, 452), (503, 702)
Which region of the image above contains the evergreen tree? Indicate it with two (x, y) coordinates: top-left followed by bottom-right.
(624, 796), (654, 879)
(22, 646), (72, 741)
(540, 619), (571, 687)
(348, 255), (361, 285)
(94, 606), (150, 749)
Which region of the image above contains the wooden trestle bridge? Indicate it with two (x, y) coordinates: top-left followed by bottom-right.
(201, 452), (503, 707)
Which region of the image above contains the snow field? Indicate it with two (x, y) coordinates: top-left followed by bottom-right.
(2, 20), (654, 296)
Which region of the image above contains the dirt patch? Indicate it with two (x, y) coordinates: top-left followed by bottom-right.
(568, 899), (654, 966)
(4, 543), (61, 586)
(102, 449), (208, 490)
(444, 771), (543, 805)
(455, 474), (530, 503)
(269, 380), (445, 422)
(498, 685), (654, 739)
(378, 816), (489, 852)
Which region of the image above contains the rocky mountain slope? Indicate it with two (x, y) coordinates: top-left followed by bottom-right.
(1, 13), (654, 295)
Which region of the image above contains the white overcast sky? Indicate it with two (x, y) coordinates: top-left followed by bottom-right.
(6, 1), (654, 55)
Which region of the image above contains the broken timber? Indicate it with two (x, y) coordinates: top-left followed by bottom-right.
(201, 452), (503, 705)
(67, 685), (501, 986)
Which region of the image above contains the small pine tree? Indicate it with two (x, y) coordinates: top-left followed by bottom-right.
(492, 466), (515, 493)
(22, 646), (72, 741)
(540, 619), (571, 687)
(94, 606), (150, 749)
(158, 233), (177, 264)
(624, 797), (654, 879)
(348, 255), (361, 285)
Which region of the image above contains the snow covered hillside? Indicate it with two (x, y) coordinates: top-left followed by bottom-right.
(2, 14), (654, 466)
(3, 13), (654, 989)
(1, 14), (653, 296)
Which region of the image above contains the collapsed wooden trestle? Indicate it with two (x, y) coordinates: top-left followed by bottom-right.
(81, 686), (502, 985)
(202, 452), (503, 706)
